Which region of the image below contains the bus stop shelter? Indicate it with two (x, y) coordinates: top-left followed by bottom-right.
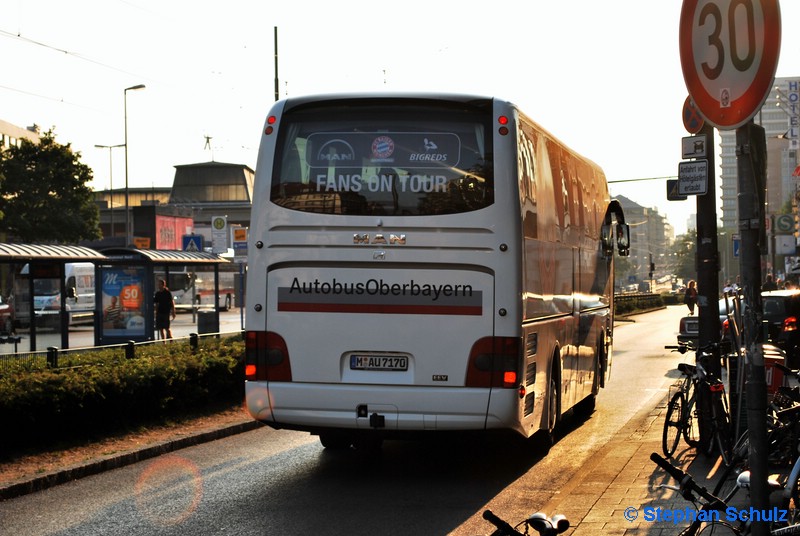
(96, 248), (230, 346)
(0, 243), (108, 353)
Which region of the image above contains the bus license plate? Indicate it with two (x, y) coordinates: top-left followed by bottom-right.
(350, 355), (408, 371)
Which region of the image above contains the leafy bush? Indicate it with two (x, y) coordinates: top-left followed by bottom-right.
(0, 336), (244, 450)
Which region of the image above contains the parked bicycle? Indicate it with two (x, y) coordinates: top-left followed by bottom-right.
(481, 509), (569, 536)
(651, 452), (800, 535)
(700, 352), (733, 466)
(662, 360), (701, 456)
(663, 342), (733, 464)
(710, 362), (800, 510)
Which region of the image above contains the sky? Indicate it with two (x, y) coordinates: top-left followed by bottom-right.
(2, 0), (799, 236)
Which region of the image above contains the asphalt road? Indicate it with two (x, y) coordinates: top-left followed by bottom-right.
(0, 306), (688, 535)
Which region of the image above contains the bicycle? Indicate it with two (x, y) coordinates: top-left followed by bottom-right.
(481, 509), (569, 536)
(712, 381), (800, 503)
(662, 360), (701, 457)
(651, 452), (800, 535)
(700, 353), (733, 466)
(663, 342), (731, 462)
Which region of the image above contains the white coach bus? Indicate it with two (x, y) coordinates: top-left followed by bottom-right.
(245, 94), (629, 450)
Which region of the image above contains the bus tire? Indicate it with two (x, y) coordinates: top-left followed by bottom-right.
(541, 363), (561, 449)
(223, 294), (232, 311)
(319, 432), (352, 450)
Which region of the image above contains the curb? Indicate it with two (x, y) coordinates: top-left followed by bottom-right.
(0, 420), (263, 501)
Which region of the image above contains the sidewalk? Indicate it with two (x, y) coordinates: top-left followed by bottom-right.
(541, 393), (748, 535)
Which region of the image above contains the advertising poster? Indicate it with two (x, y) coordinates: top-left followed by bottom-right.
(101, 266), (147, 338)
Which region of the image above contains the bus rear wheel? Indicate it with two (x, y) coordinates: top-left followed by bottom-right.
(536, 375), (560, 451)
(319, 432), (352, 450)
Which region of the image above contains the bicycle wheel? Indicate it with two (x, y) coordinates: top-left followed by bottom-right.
(663, 392), (684, 457)
(683, 386), (701, 447)
(694, 521), (741, 535)
(706, 395), (733, 465)
(712, 430), (749, 501)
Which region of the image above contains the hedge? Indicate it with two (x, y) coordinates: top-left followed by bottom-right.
(0, 336), (244, 450)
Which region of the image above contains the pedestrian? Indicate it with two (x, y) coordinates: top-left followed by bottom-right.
(722, 279), (735, 295)
(154, 278), (176, 339)
(762, 274), (778, 291)
(684, 280), (698, 315)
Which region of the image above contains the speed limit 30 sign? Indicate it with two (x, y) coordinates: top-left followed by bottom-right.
(680, 0), (781, 130)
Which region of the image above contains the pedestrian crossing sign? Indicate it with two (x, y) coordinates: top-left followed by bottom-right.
(182, 235), (203, 252)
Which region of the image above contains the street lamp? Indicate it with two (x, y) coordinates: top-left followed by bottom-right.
(95, 143), (124, 238)
(124, 84), (146, 246)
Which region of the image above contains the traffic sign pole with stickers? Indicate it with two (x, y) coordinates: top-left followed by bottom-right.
(680, 2), (782, 530)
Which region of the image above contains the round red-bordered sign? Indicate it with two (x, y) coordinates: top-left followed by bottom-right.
(679, 0), (781, 130)
(683, 96), (705, 134)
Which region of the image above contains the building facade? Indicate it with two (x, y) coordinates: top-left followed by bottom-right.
(616, 195), (671, 287)
(0, 120), (40, 149)
(719, 77), (799, 227)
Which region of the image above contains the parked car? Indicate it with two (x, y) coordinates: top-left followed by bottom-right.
(677, 290), (800, 367)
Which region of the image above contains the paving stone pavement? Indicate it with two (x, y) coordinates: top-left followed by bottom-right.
(538, 394), (752, 536)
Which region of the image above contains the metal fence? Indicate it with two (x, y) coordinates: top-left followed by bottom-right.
(0, 330), (244, 376)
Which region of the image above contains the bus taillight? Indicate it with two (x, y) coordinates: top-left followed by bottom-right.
(245, 331), (293, 382)
(465, 336), (521, 388)
(497, 115), (510, 136)
(265, 115), (277, 135)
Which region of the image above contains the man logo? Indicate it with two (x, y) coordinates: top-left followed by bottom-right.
(353, 233), (406, 245)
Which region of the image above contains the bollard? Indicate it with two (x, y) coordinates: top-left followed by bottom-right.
(125, 340), (136, 360)
(47, 346), (58, 369)
(190, 333), (199, 353)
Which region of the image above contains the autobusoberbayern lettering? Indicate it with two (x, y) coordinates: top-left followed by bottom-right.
(288, 277), (473, 302)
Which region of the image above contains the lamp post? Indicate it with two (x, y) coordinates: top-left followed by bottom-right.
(95, 143), (124, 238)
(124, 84), (146, 246)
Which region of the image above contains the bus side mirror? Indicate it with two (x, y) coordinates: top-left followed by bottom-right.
(616, 223), (630, 257)
(601, 224), (614, 258)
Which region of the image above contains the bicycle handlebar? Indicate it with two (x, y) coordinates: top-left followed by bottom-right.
(482, 509), (570, 536)
(482, 510), (525, 536)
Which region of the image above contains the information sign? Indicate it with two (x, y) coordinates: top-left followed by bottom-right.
(678, 159), (708, 195)
(682, 134), (707, 159)
(211, 216), (228, 254)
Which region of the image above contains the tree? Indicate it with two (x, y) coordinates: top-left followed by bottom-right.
(670, 230), (698, 283)
(0, 130), (101, 243)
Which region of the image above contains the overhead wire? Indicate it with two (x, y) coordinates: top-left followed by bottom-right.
(0, 28), (146, 78)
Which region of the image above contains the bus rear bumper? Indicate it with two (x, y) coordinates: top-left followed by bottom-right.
(245, 381), (521, 434)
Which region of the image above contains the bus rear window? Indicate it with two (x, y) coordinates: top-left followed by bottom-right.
(270, 104), (493, 216)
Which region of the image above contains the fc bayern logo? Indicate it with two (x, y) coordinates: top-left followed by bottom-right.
(371, 136), (395, 159)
